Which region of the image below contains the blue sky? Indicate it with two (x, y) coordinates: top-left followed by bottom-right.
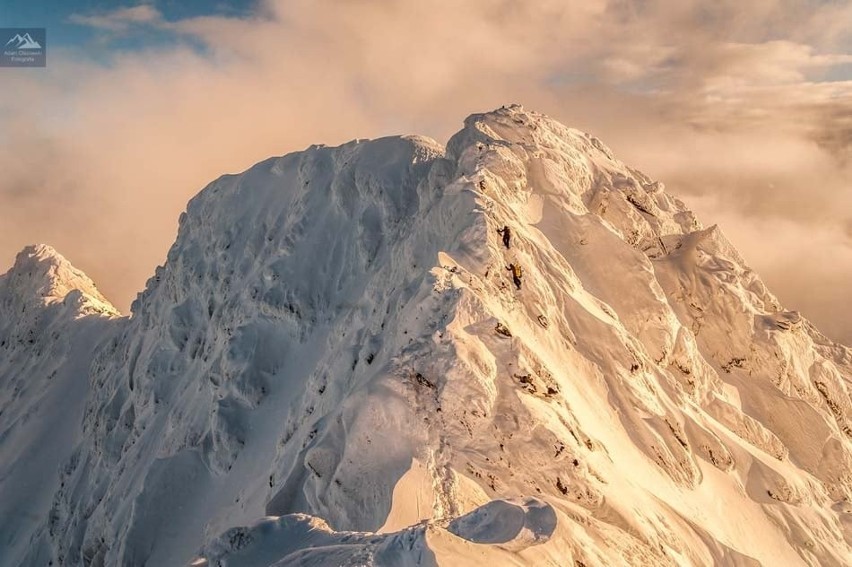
(0, 0), (256, 50)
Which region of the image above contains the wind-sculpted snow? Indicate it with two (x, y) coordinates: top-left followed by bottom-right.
(447, 497), (557, 549)
(1, 106), (851, 566)
(191, 497), (556, 567)
(0, 246), (118, 565)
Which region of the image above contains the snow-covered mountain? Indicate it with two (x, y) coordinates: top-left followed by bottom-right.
(1, 106), (850, 567)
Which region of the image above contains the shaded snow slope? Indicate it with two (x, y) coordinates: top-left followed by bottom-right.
(0, 246), (118, 565)
(1, 106), (851, 566)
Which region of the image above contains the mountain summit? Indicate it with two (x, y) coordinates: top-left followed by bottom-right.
(0, 244), (115, 312)
(0, 106), (850, 566)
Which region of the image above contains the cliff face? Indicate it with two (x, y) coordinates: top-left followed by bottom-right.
(1, 106), (850, 567)
(0, 245), (118, 565)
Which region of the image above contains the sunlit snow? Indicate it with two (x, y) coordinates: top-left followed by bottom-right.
(1, 106), (850, 566)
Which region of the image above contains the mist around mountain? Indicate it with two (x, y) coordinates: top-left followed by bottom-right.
(1, 106), (850, 566)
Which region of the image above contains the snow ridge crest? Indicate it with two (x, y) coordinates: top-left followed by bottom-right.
(1, 106), (851, 567)
(0, 244), (117, 317)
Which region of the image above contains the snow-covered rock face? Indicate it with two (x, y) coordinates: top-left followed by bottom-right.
(1, 105), (851, 567)
(0, 244), (116, 316)
(0, 246), (118, 566)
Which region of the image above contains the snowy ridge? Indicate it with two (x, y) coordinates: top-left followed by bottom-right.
(0, 244), (117, 317)
(0, 106), (850, 566)
(0, 245), (118, 566)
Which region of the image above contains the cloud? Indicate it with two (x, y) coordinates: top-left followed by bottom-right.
(68, 4), (162, 32)
(0, 0), (850, 344)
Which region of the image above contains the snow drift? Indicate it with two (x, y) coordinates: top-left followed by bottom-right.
(1, 105), (850, 566)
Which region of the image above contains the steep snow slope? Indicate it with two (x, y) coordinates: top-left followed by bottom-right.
(1, 106), (851, 567)
(0, 246), (118, 565)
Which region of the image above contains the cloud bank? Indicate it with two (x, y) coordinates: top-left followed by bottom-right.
(68, 5), (162, 31)
(1, 0), (850, 343)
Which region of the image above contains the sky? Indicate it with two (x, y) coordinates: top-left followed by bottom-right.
(0, 0), (850, 344)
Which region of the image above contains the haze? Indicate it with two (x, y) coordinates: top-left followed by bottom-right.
(0, 0), (850, 343)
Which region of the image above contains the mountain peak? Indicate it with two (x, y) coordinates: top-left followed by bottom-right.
(18, 243), (66, 265)
(450, 104), (633, 185)
(2, 108), (851, 566)
(1, 243), (118, 315)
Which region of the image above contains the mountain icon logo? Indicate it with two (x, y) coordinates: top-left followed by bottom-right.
(5, 33), (41, 49)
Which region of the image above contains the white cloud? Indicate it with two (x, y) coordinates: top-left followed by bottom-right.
(69, 4), (162, 32)
(1, 0), (850, 343)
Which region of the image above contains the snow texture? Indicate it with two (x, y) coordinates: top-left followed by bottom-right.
(1, 105), (851, 566)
